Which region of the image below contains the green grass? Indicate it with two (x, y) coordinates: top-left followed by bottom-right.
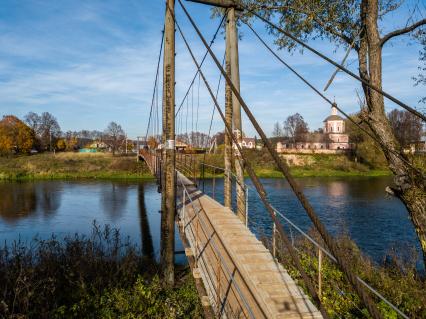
(0, 152), (154, 181)
(197, 151), (393, 178)
(0, 151), (398, 181)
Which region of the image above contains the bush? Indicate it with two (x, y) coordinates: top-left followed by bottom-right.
(270, 231), (426, 318)
(0, 223), (202, 318)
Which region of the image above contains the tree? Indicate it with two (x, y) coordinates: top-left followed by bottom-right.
(39, 112), (61, 151)
(24, 112), (41, 133)
(0, 115), (35, 155)
(212, 131), (226, 146)
(272, 121), (283, 137)
(24, 111), (61, 151)
(283, 113), (309, 143)
(240, 0), (426, 266)
(388, 109), (423, 148)
(56, 139), (67, 151)
(104, 122), (125, 155)
(414, 29), (426, 105)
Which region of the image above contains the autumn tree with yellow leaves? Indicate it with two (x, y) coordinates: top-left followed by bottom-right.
(0, 115), (35, 155)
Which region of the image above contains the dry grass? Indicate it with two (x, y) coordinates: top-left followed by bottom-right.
(0, 152), (153, 180)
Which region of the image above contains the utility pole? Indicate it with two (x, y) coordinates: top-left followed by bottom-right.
(161, 0), (176, 287)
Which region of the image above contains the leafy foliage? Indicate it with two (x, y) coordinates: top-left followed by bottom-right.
(271, 231), (426, 318)
(0, 224), (202, 318)
(0, 115), (35, 155)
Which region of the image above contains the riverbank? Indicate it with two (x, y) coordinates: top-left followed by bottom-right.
(0, 224), (203, 318)
(201, 151), (392, 178)
(0, 152), (153, 180)
(0, 151), (394, 181)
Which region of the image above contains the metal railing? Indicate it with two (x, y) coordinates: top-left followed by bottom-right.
(176, 172), (261, 318)
(269, 205), (409, 319)
(198, 162), (408, 319)
(142, 152), (408, 319)
(199, 162), (249, 227)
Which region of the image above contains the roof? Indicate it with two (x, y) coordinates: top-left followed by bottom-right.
(323, 114), (344, 122)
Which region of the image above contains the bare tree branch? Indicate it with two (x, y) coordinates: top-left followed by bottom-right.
(380, 18), (426, 46)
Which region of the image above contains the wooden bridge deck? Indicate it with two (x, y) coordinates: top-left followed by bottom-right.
(140, 151), (322, 318)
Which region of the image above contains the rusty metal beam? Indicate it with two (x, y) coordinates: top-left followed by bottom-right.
(186, 0), (242, 10)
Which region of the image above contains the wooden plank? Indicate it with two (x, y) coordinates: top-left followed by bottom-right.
(175, 170), (323, 319)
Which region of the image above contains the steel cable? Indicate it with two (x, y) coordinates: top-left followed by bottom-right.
(177, 1), (383, 317)
(243, 4), (426, 122)
(244, 21), (424, 178)
(172, 6), (330, 318)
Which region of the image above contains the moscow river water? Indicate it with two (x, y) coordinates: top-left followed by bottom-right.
(0, 177), (422, 269)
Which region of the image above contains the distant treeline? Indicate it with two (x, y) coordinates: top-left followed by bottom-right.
(0, 112), (131, 155)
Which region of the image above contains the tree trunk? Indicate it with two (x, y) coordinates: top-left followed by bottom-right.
(360, 0), (426, 266)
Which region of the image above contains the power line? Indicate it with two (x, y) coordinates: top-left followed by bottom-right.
(243, 5), (426, 122)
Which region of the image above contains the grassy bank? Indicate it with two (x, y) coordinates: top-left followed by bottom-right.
(0, 151), (402, 181)
(264, 230), (426, 318)
(0, 224), (202, 318)
(0, 152), (153, 181)
(199, 151), (393, 178)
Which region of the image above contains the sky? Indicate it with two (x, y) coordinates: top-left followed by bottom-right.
(0, 0), (425, 139)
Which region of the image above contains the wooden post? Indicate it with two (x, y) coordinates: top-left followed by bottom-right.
(224, 14), (233, 209)
(161, 0), (176, 287)
(228, 8), (245, 223)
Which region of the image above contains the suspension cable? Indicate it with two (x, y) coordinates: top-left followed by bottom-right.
(145, 27), (165, 142)
(195, 73), (201, 146)
(243, 5), (426, 122)
(173, 13), (331, 318)
(244, 21), (424, 178)
(177, 1), (383, 317)
(175, 12), (227, 117)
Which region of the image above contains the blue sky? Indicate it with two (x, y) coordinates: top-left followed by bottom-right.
(0, 0), (424, 139)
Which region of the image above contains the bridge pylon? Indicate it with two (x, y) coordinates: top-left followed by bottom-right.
(161, 0), (176, 287)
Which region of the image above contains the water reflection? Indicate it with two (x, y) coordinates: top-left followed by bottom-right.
(0, 182), (62, 223)
(138, 183), (154, 258)
(100, 183), (129, 221)
(0, 178), (420, 269)
(201, 176), (421, 268)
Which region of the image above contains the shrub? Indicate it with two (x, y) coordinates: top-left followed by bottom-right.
(0, 223), (202, 318)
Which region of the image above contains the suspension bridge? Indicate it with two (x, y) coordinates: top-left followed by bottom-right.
(140, 1), (424, 318)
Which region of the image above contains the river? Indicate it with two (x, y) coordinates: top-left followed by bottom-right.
(0, 177), (422, 269)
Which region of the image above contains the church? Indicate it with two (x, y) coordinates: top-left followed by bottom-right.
(276, 105), (350, 153)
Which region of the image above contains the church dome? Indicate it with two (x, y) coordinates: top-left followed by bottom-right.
(324, 114), (344, 122)
(323, 104), (343, 122)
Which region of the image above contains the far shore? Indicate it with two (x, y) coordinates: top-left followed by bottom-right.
(0, 152), (392, 181)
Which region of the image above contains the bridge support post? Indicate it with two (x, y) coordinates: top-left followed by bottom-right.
(224, 16), (233, 209)
(161, 0), (176, 287)
(228, 7), (246, 224)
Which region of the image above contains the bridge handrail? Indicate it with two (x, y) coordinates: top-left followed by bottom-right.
(177, 172), (259, 318)
(199, 162), (409, 319)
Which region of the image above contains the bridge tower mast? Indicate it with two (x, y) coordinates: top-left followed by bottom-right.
(161, 0), (176, 287)
(186, 1), (244, 217)
(228, 6), (245, 223)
